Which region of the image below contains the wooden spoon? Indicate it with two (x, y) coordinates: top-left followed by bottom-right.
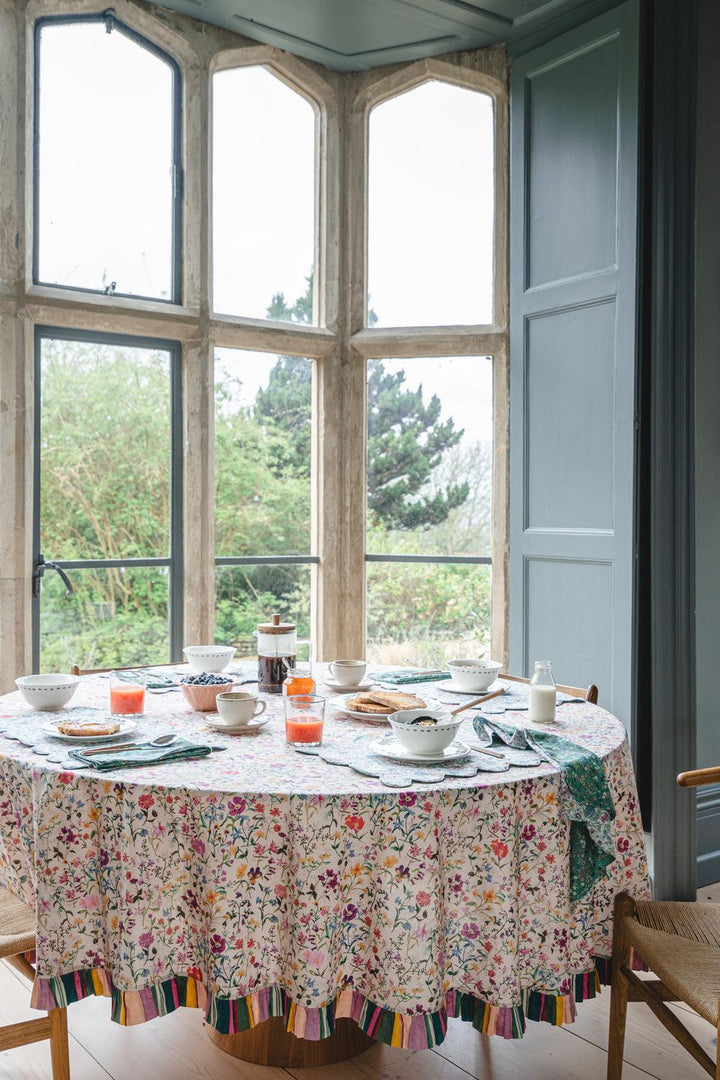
(448, 688), (506, 759)
(449, 687), (505, 717)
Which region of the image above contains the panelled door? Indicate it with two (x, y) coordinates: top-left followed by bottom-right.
(508, 2), (640, 727)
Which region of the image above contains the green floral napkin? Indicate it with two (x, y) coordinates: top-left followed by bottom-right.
(69, 737), (214, 771)
(474, 718), (616, 902)
(371, 669), (452, 685)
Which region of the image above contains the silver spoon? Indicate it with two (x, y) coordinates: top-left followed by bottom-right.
(78, 733), (179, 756)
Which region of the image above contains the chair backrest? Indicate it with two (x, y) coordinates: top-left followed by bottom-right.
(676, 766), (720, 789)
(71, 662), (179, 676)
(499, 672), (599, 705)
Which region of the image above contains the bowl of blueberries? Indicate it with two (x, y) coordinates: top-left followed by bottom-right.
(180, 671), (235, 712)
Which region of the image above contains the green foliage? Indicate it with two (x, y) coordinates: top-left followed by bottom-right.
(254, 357), (312, 477)
(40, 339), (170, 571)
(215, 565), (311, 656)
(215, 370), (310, 556)
(366, 562), (491, 665)
(367, 361), (469, 530)
(37, 275), (492, 671)
(258, 276), (473, 533)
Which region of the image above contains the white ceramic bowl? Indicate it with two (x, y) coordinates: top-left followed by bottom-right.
(15, 673), (79, 711)
(388, 708), (461, 755)
(183, 645), (236, 673)
(446, 659), (502, 693)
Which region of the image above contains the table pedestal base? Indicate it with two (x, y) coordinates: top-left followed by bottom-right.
(207, 1017), (374, 1066)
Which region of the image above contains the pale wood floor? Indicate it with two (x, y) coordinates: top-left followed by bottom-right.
(1, 883), (718, 1080)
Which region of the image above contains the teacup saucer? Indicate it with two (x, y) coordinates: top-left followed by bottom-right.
(204, 716), (270, 735)
(438, 678), (507, 696)
(369, 734), (471, 764)
(324, 677), (374, 692)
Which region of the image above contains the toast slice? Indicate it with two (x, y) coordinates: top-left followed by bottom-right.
(364, 690), (426, 711)
(346, 697), (394, 714)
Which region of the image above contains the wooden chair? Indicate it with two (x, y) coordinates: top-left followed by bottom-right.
(607, 764), (720, 1079)
(0, 885), (70, 1078)
(71, 662), (178, 676)
(499, 672), (599, 704)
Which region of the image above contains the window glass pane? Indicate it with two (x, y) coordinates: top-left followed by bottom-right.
(213, 67), (316, 322)
(368, 80), (494, 327)
(40, 337), (172, 560)
(215, 348), (312, 558)
(366, 356), (492, 557)
(36, 21), (175, 299)
(215, 565), (311, 656)
(366, 563), (491, 667)
(39, 566), (170, 671)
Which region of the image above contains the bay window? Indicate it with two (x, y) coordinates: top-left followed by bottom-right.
(0, 0), (507, 681)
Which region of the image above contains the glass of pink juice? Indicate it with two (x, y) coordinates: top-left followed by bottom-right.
(283, 694), (325, 746)
(109, 675), (146, 715)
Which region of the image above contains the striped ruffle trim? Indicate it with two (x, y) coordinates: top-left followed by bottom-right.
(31, 955), (611, 1049)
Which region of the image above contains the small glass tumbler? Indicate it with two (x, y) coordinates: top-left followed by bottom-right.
(109, 672), (146, 716)
(284, 694), (325, 746)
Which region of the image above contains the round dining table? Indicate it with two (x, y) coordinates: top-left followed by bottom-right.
(0, 665), (649, 1067)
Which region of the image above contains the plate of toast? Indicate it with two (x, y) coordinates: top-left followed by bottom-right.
(42, 717), (138, 742)
(329, 689), (437, 722)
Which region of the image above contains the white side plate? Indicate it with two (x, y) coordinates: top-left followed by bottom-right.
(42, 718), (138, 743)
(328, 695), (442, 724)
(369, 735), (471, 764)
(437, 679), (508, 696)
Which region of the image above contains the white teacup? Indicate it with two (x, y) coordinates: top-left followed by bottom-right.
(216, 692), (267, 727)
(329, 660), (367, 687)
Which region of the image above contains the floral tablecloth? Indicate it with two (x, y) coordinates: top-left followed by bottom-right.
(0, 667), (649, 1049)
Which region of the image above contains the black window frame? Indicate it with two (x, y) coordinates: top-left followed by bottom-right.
(32, 325), (184, 671)
(33, 12), (183, 305)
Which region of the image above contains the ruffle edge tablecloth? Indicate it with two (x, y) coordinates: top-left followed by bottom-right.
(0, 670), (650, 1049)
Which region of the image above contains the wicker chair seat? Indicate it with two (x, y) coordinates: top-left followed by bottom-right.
(621, 905), (720, 1027)
(634, 900), (720, 948)
(0, 885), (35, 958)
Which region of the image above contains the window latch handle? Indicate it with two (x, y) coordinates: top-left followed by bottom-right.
(33, 554), (74, 599)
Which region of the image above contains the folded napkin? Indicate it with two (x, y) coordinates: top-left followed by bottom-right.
(113, 669), (178, 690)
(474, 718), (616, 902)
(371, 669), (452, 685)
(69, 737), (213, 771)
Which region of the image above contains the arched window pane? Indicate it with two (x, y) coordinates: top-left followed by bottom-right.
(368, 81), (494, 327)
(213, 67), (316, 323)
(36, 20), (177, 300)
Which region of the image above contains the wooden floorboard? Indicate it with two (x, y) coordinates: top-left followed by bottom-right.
(562, 982), (717, 1080)
(0, 882), (716, 1078)
(0, 963), (110, 1080)
(698, 881), (720, 904)
(433, 1013), (661, 1080)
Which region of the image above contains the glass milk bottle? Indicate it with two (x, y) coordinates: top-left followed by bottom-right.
(528, 661), (557, 723)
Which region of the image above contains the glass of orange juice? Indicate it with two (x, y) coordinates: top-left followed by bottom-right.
(284, 694), (325, 746)
(109, 673), (146, 716)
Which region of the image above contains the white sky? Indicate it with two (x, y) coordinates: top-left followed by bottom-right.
(38, 22), (173, 297)
(368, 81), (494, 327)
